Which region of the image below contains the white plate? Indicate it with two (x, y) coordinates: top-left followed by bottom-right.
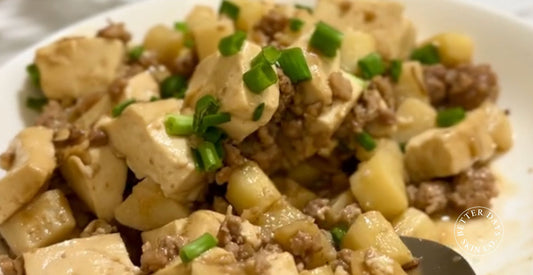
(0, 0), (532, 273)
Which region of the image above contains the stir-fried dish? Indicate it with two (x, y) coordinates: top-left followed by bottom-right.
(0, 0), (513, 274)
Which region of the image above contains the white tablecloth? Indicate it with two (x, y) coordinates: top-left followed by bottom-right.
(0, 0), (532, 65)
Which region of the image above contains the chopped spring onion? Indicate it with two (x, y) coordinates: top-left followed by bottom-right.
(436, 107), (465, 127)
(150, 96), (159, 102)
(214, 140), (225, 159)
(331, 226), (347, 247)
(278, 47), (312, 84)
(390, 60), (403, 82)
(218, 30), (247, 56)
(251, 46), (281, 67)
(243, 63), (278, 93)
(411, 44), (440, 65)
(184, 38), (195, 48)
(202, 112), (231, 128)
(26, 64), (40, 87)
(161, 75), (187, 99)
(164, 114), (194, 136)
(174, 21), (188, 32)
(295, 4), (313, 14)
(399, 142), (407, 153)
(191, 148), (204, 171)
(112, 99), (136, 117)
(355, 131), (376, 151)
(309, 22), (343, 57)
(197, 141), (223, 172)
(180, 233), (218, 263)
(219, 0), (240, 21)
(203, 127), (226, 143)
(252, 103), (265, 121)
(26, 97), (48, 112)
(193, 95), (220, 133)
(358, 52), (386, 80)
(289, 18), (304, 32)
(128, 45), (144, 61)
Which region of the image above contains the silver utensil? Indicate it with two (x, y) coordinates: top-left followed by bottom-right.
(401, 236), (476, 275)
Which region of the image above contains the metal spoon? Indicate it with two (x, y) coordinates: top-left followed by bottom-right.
(400, 236), (476, 275)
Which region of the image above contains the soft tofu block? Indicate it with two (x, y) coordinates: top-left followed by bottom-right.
(185, 42), (279, 141)
(35, 37), (124, 99)
(119, 71), (160, 102)
(115, 178), (190, 231)
(23, 234), (140, 275)
(0, 127), (56, 224)
(342, 211), (413, 265)
(261, 252), (299, 275)
(60, 145), (127, 221)
(104, 99), (205, 201)
(141, 218), (188, 245)
(154, 247), (243, 275)
(394, 61), (428, 103)
(0, 190), (76, 255)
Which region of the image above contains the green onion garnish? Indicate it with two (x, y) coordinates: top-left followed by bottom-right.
(436, 107), (466, 127)
(411, 44), (440, 65)
(180, 233), (218, 263)
(26, 97), (47, 112)
(184, 38), (195, 48)
(251, 46), (281, 67)
(331, 226), (347, 247)
(191, 148), (204, 171)
(164, 114), (194, 136)
(150, 96), (159, 102)
(252, 103), (265, 121)
(355, 131), (376, 151)
(203, 127), (226, 143)
(112, 99), (136, 117)
(174, 22), (188, 32)
(358, 52), (386, 80)
(219, 0), (240, 21)
(243, 63), (278, 93)
(202, 112), (231, 128)
(289, 18), (304, 32)
(128, 46), (144, 61)
(278, 48), (312, 84)
(26, 64), (40, 87)
(295, 4), (313, 14)
(161, 75), (187, 99)
(390, 60), (402, 82)
(218, 31), (247, 56)
(214, 140), (225, 159)
(193, 95), (220, 133)
(197, 141), (223, 172)
(309, 22), (343, 57)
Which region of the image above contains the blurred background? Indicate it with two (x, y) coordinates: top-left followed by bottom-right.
(0, 0), (532, 64)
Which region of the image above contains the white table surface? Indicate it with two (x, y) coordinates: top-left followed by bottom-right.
(0, 0), (532, 65)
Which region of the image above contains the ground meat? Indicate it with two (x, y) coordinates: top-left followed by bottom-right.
(88, 129), (108, 147)
(0, 255), (23, 275)
(140, 235), (187, 273)
(363, 248), (397, 275)
(253, 10), (289, 45)
(332, 249), (353, 273)
(172, 50), (198, 77)
(0, 149), (14, 170)
(424, 64), (499, 110)
(329, 72), (352, 101)
(303, 198), (330, 222)
(370, 76), (395, 110)
(96, 22), (131, 43)
(35, 100), (68, 130)
(217, 212), (257, 261)
(288, 231), (321, 266)
(339, 203), (362, 225)
(449, 166), (497, 210)
(412, 181), (450, 215)
(80, 219), (117, 238)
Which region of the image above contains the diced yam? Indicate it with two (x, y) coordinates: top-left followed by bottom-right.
(299, 265), (334, 275)
(393, 98), (436, 143)
(104, 99), (205, 201)
(340, 30), (376, 73)
(60, 145), (127, 221)
(226, 162), (281, 214)
(256, 198), (309, 235)
(185, 42), (279, 141)
(141, 218), (188, 246)
(405, 103), (512, 181)
(191, 18), (235, 60)
(426, 32), (474, 66)
(315, 0), (416, 59)
(351, 248), (407, 275)
(114, 178), (190, 231)
(0, 190), (75, 255)
(35, 37), (124, 99)
(181, 210), (225, 241)
(23, 234), (140, 275)
(350, 140), (408, 219)
(394, 61), (428, 103)
(118, 71), (160, 102)
(274, 178), (317, 210)
(186, 6), (217, 31)
(232, 0), (271, 32)
(0, 127), (55, 224)
(154, 247), (244, 275)
(392, 208), (438, 241)
(342, 211), (413, 265)
(143, 25), (184, 66)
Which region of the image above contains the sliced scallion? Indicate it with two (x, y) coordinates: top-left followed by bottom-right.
(202, 112), (231, 128)
(218, 30), (247, 56)
(26, 64), (40, 87)
(251, 46), (281, 67)
(193, 95), (220, 133)
(436, 107), (465, 127)
(278, 47), (312, 84)
(197, 141), (223, 172)
(203, 127), (226, 143)
(355, 131), (376, 151)
(174, 21), (188, 32)
(331, 226), (347, 247)
(289, 18), (304, 32)
(191, 148), (204, 171)
(295, 4), (313, 14)
(164, 114), (194, 136)
(243, 63), (277, 93)
(219, 0), (240, 21)
(180, 233), (218, 263)
(161, 75), (187, 99)
(128, 45), (144, 61)
(358, 52), (385, 80)
(390, 60), (402, 82)
(309, 22), (343, 57)
(26, 97), (47, 112)
(112, 99), (136, 117)
(411, 44), (440, 65)
(252, 103), (265, 121)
